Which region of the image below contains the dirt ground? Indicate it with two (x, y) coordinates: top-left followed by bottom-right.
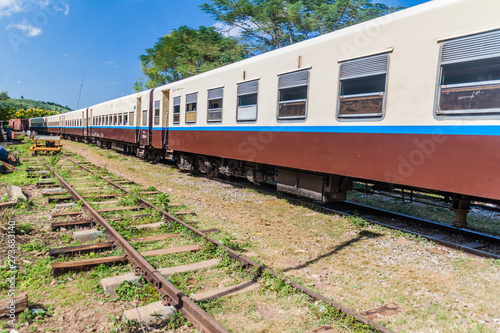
(54, 140), (500, 333)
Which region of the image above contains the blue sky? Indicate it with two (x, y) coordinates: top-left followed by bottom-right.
(0, 0), (429, 110)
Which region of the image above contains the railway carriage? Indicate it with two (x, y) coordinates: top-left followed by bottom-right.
(31, 0), (500, 227)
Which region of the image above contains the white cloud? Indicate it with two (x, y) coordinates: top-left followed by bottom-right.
(53, 2), (68, 15)
(7, 18), (41, 36)
(0, 0), (69, 19)
(213, 22), (243, 38)
(0, 0), (23, 18)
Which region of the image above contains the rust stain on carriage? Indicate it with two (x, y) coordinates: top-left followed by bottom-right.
(169, 130), (500, 201)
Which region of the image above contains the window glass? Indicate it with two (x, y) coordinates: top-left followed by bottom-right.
(173, 96), (181, 124)
(154, 100), (160, 125)
(118, 113), (122, 125)
(437, 30), (500, 115)
(207, 88), (223, 122)
(142, 110), (147, 126)
(124, 113), (128, 125)
(237, 80), (258, 121)
(338, 54), (388, 119)
(278, 70), (309, 120)
(185, 93), (197, 123)
(129, 112), (134, 126)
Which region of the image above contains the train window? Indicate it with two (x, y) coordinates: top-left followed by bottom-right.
(124, 113), (128, 126)
(185, 93), (197, 123)
(207, 88), (223, 122)
(154, 100), (160, 126)
(237, 80), (258, 121)
(118, 113), (122, 125)
(437, 29), (500, 116)
(173, 97), (180, 124)
(129, 112), (134, 126)
(337, 54), (388, 119)
(277, 70), (309, 120)
(141, 110), (147, 126)
(105, 115), (109, 125)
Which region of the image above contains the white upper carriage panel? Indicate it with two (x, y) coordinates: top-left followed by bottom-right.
(161, 0), (500, 132)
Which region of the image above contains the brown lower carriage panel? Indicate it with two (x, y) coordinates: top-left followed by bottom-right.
(169, 130), (500, 201)
(91, 127), (137, 144)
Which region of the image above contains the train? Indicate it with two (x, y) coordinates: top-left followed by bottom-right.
(8, 118), (29, 132)
(28, 0), (500, 228)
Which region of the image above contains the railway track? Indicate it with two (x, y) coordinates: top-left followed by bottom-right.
(30, 152), (395, 333)
(199, 175), (500, 260)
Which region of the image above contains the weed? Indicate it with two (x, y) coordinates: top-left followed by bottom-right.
(15, 199), (35, 212)
(147, 185), (157, 191)
(19, 239), (47, 253)
(118, 194), (140, 207)
(14, 222), (34, 235)
(17, 306), (53, 326)
(48, 154), (61, 167)
(261, 271), (297, 298)
(310, 302), (377, 332)
(348, 212), (370, 228)
(115, 278), (160, 303)
(220, 235), (246, 251)
(153, 192), (170, 211)
(166, 311), (191, 330)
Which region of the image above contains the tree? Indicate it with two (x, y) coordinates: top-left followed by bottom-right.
(135, 26), (249, 91)
(13, 108), (59, 119)
(200, 0), (403, 53)
(0, 106), (16, 122)
(0, 91), (9, 101)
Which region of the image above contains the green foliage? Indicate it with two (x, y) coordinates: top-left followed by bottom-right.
(0, 91), (9, 101)
(115, 278), (160, 303)
(118, 194), (140, 207)
(201, 0), (403, 53)
(153, 192), (170, 211)
(14, 221), (35, 235)
(0, 98), (71, 113)
(135, 25), (249, 90)
(13, 108), (59, 119)
(18, 306), (53, 326)
(19, 239), (47, 253)
(166, 311), (191, 330)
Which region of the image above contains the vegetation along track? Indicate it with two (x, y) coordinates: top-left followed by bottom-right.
(35, 152), (394, 333)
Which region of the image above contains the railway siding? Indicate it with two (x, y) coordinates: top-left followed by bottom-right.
(61, 139), (500, 332)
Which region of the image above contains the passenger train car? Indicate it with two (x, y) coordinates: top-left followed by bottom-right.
(29, 0), (500, 227)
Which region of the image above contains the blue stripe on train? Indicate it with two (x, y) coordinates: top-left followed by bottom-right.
(168, 125), (500, 136)
(42, 125), (500, 136)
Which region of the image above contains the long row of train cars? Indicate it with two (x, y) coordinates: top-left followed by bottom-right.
(29, 0), (500, 227)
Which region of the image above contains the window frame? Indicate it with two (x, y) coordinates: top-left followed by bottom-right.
(434, 29), (500, 118)
(142, 110), (148, 127)
(154, 100), (161, 126)
(237, 80), (259, 122)
(173, 96), (181, 125)
(207, 87), (223, 123)
(336, 53), (389, 121)
(185, 93), (197, 124)
(277, 70), (310, 121)
(129, 111), (135, 126)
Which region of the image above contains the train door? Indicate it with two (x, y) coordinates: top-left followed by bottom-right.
(162, 90), (170, 147)
(81, 111), (85, 137)
(148, 89), (154, 146)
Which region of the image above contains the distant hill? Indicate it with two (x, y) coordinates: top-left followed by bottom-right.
(0, 98), (72, 113)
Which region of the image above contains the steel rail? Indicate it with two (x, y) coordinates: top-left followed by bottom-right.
(39, 155), (229, 333)
(62, 154), (395, 333)
(335, 201), (500, 246)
